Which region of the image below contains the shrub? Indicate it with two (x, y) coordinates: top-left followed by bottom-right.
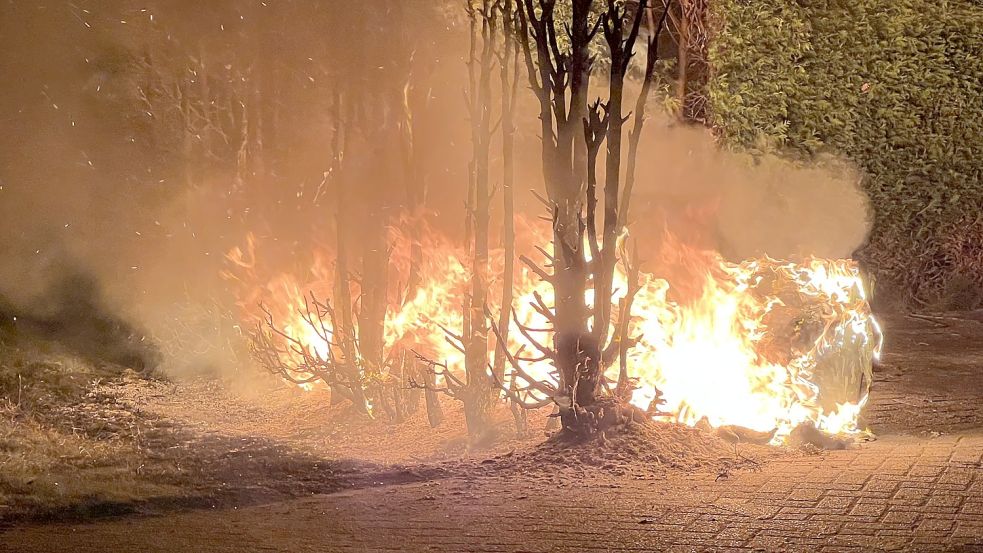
(707, 0), (983, 307)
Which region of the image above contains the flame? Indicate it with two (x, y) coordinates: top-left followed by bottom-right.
(622, 242), (881, 443)
(225, 218), (881, 445)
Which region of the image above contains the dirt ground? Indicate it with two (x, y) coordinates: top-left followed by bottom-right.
(2, 311), (983, 551)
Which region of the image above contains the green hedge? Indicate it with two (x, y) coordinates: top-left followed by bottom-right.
(708, 0), (983, 308)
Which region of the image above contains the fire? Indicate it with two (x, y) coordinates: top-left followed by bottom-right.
(622, 245), (882, 443)
(224, 218), (881, 445)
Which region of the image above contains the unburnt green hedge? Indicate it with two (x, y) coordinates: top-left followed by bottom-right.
(708, 0), (983, 308)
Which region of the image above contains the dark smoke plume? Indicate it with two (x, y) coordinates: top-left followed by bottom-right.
(0, 267), (160, 370)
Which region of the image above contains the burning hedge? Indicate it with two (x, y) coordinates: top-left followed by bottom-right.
(219, 0), (888, 447)
(224, 220), (882, 445)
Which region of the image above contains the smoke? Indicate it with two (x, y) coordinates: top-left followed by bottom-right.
(0, 1), (872, 378)
(625, 120), (872, 262)
(0, 266), (160, 370)
(0, 1), (236, 374)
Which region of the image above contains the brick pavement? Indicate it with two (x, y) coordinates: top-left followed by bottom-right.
(3, 436), (981, 551)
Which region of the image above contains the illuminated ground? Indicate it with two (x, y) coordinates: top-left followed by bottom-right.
(2, 312), (983, 552)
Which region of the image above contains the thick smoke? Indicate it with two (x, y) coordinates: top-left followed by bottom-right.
(626, 121), (871, 262)
(0, 267), (160, 370)
(0, 2), (872, 377)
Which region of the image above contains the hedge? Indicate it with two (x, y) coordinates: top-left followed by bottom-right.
(707, 0), (983, 308)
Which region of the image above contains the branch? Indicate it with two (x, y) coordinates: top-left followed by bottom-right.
(511, 308), (556, 359)
(520, 254), (554, 283)
(484, 306), (558, 398)
(619, 0), (672, 229)
(411, 349), (465, 394)
(490, 368), (555, 409)
(530, 290), (556, 323)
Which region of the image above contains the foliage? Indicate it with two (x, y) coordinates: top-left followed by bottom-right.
(708, 0), (983, 307)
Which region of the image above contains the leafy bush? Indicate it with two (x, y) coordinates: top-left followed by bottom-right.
(707, 0), (983, 308)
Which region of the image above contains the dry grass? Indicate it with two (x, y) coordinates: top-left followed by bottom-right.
(0, 402), (183, 517)
(115, 377), (787, 484)
(0, 342), (185, 519)
(460, 417), (782, 485)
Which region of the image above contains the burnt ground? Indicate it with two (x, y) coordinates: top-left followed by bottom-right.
(2, 312), (983, 551)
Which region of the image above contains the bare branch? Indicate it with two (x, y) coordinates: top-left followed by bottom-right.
(619, 0), (672, 229)
(511, 308), (556, 359)
(484, 306), (558, 398)
(520, 254), (554, 283)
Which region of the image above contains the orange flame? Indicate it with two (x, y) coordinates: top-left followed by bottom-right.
(224, 219), (881, 444)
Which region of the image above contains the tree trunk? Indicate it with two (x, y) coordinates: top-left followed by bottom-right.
(516, 0), (595, 429)
(516, 0), (654, 433)
(594, 36), (629, 350)
(359, 209), (388, 386)
(494, 0), (519, 395)
(462, 0), (497, 440)
(331, 95), (370, 415)
(677, 0), (689, 117)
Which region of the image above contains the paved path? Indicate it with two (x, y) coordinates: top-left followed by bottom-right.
(3, 433), (982, 552)
(3, 313), (983, 552)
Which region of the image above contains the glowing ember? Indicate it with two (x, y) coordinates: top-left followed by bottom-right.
(225, 220), (881, 445)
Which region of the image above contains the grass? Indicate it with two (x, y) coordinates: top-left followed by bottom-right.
(0, 403), (182, 517)
(0, 339), (185, 519)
